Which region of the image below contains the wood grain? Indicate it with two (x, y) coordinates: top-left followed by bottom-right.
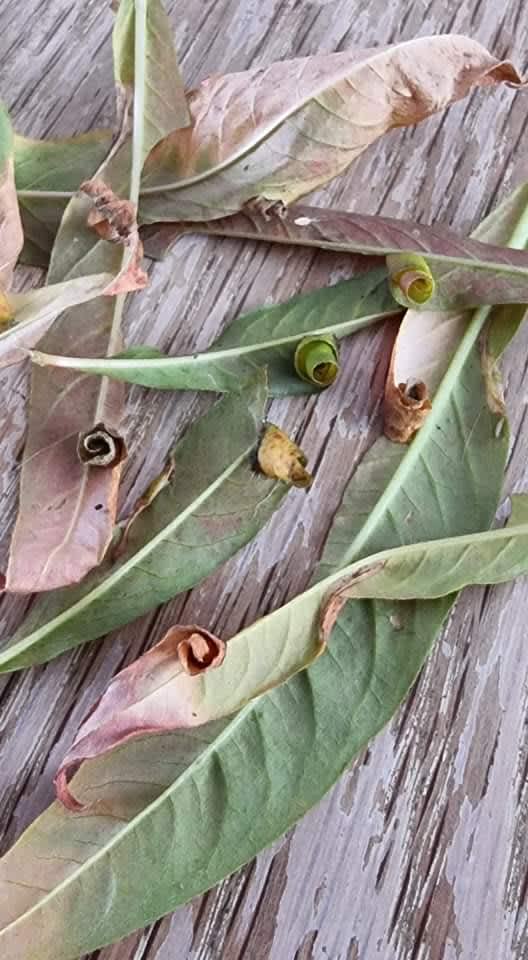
(1, 1), (528, 958)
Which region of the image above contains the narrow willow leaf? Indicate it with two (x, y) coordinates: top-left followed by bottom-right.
(14, 130), (112, 267)
(0, 376), (288, 673)
(6, 0), (181, 594)
(0, 106), (23, 292)
(53, 494), (528, 810)
(31, 269), (399, 395)
(143, 199), (528, 310)
(0, 184), (525, 958)
(15, 35), (524, 261)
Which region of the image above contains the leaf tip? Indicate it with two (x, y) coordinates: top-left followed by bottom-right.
(170, 625), (226, 676)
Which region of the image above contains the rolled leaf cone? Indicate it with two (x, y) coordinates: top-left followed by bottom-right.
(294, 334), (339, 387)
(387, 253), (436, 307)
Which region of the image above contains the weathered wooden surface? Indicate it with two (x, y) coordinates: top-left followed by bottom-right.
(1, 1), (528, 957)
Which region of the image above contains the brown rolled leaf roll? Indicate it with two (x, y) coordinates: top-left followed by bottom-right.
(77, 422), (128, 468)
(383, 376), (432, 444)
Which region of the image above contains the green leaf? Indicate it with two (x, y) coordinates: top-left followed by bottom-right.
(51, 494), (528, 804)
(14, 130), (112, 267)
(30, 269), (399, 395)
(0, 375), (288, 673)
(0, 180), (526, 957)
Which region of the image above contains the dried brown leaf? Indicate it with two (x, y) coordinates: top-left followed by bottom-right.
(383, 361), (432, 444)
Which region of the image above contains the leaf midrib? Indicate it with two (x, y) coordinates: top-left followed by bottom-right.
(35, 305), (399, 372)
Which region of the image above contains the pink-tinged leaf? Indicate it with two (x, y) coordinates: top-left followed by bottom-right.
(142, 200), (528, 310)
(0, 107), (23, 292)
(5, 0), (158, 594)
(55, 625), (226, 812)
(4, 183), (138, 592)
(139, 35), (523, 223)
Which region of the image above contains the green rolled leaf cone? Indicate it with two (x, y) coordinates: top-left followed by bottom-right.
(294, 334), (339, 387)
(387, 253), (435, 307)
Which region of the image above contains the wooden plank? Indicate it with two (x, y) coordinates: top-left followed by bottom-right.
(0, 1), (527, 958)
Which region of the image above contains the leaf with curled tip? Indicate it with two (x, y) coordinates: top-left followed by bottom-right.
(138, 35), (524, 223)
(383, 182), (528, 442)
(55, 624), (226, 812)
(143, 197), (528, 312)
(15, 35), (525, 262)
(4, 499), (528, 956)
(5, 0), (185, 593)
(30, 267), (400, 396)
(0, 374), (288, 674)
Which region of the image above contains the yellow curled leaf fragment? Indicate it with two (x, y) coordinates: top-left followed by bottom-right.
(294, 334), (339, 388)
(257, 424), (312, 489)
(387, 253), (435, 307)
(0, 289), (13, 328)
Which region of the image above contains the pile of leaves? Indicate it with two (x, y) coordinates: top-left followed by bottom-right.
(0, 2), (527, 957)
